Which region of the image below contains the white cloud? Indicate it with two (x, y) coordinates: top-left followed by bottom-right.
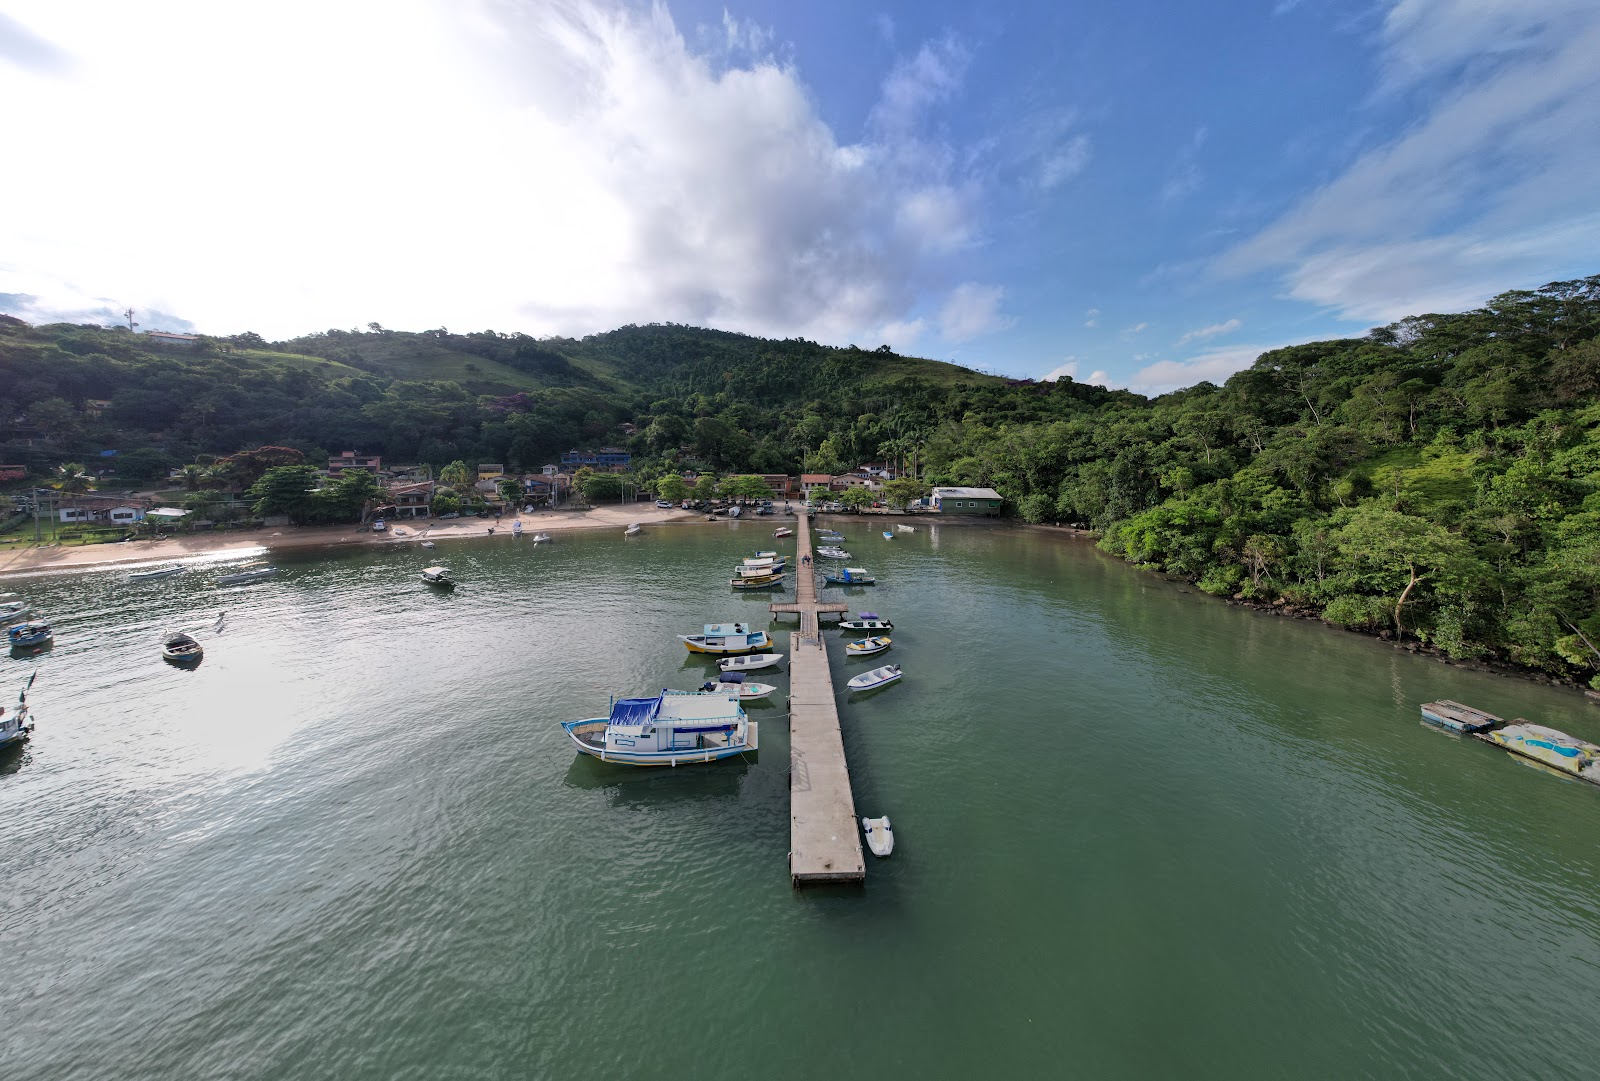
(871, 318), (925, 353)
(938, 282), (1012, 341)
(1175, 317), (1242, 345)
(1222, 0), (1600, 321)
(1122, 321), (1148, 335)
(0, 0), (983, 345)
(1038, 133), (1091, 190)
(1042, 357), (1109, 385)
(1125, 343), (1273, 395)
(1083, 307), (1100, 327)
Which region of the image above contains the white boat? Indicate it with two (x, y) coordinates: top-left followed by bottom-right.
(625, 523), (642, 536)
(680, 622), (771, 655)
(896, 524), (914, 533)
(844, 635), (892, 657)
(839, 619), (893, 631)
(817, 546), (851, 560)
(421, 566), (455, 588)
(718, 652), (784, 673)
(773, 527), (794, 538)
(751, 550), (778, 559)
(861, 816), (894, 857)
(741, 556), (786, 570)
(847, 663), (902, 691)
(726, 506), (741, 518)
(511, 521), (522, 536)
(420, 540), (436, 549)
(695, 672), (776, 700)
(215, 565), (277, 586)
(161, 631), (203, 664)
(532, 532), (551, 543)
(1, 675), (37, 748)
(0, 598), (28, 621)
(561, 688), (757, 766)
(127, 564), (183, 582)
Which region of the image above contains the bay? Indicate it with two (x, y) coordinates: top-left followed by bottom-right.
(3, 521), (1599, 1080)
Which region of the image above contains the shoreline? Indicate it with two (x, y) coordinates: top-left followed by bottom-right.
(0, 503), (700, 578)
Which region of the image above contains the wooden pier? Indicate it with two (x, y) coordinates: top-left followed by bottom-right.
(772, 521), (862, 886)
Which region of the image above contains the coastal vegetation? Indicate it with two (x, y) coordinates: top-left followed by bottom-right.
(2, 275), (1598, 683)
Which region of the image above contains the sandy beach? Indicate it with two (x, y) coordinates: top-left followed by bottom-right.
(0, 503), (707, 578)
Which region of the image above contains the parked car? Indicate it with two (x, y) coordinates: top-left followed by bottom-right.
(439, 512), (460, 519)
(655, 499), (673, 509)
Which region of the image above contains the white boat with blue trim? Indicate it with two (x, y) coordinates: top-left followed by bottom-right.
(680, 622), (772, 655)
(562, 687), (758, 766)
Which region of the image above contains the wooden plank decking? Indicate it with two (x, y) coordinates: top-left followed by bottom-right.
(773, 521), (865, 886)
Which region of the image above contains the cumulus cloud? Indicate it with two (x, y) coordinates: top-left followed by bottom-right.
(1083, 308), (1100, 328)
(1125, 343), (1271, 395)
(1175, 317), (1241, 344)
(938, 282), (1012, 341)
(1042, 357), (1109, 384)
(1222, 0), (1600, 321)
(0, 0), (983, 344)
(1122, 321), (1148, 335)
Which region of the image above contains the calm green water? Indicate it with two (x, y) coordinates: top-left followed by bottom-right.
(3, 521), (1600, 1080)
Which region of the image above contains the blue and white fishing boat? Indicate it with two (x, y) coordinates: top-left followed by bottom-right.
(1420, 700), (1501, 733)
(680, 622), (772, 655)
(1, 673), (37, 749)
(847, 664), (902, 691)
(561, 687), (758, 766)
(7, 621), (53, 650)
(824, 567), (876, 586)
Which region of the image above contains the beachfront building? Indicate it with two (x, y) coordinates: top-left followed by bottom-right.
(830, 473), (877, 492)
(328, 450), (382, 477)
(758, 474), (795, 499)
(560, 447), (632, 472)
(388, 481), (433, 518)
(931, 486), (1003, 516)
(800, 474), (832, 500)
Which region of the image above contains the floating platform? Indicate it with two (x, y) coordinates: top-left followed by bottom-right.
(1421, 699), (1502, 733)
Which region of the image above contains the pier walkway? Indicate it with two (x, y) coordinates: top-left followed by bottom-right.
(771, 521), (862, 886)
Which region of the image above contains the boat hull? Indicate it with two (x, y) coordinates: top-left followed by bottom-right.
(682, 635), (772, 655)
(562, 719), (757, 766)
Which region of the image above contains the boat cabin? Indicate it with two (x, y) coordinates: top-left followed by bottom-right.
(563, 689), (757, 765)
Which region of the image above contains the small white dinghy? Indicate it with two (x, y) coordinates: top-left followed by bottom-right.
(696, 672), (776, 699)
(846, 664), (902, 691)
(532, 532), (552, 543)
(896, 524), (914, 533)
(861, 816), (894, 857)
(718, 652), (785, 673)
(420, 540), (436, 549)
(625, 523), (642, 536)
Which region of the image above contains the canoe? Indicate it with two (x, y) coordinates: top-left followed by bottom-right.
(847, 663), (902, 691)
(861, 816), (894, 857)
(844, 635), (891, 657)
(718, 652), (785, 673)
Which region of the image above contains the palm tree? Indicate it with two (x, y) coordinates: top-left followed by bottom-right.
(177, 464), (208, 491)
(53, 462), (94, 494)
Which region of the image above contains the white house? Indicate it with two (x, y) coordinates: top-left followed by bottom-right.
(59, 507), (93, 522)
(108, 506), (146, 524)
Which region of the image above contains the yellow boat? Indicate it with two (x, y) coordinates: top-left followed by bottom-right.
(680, 622), (772, 655)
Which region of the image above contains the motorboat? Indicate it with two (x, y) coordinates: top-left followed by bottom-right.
(695, 671), (777, 700)
(750, 550), (780, 559)
(128, 564), (183, 582)
(511, 521), (523, 537)
(773, 527), (793, 538)
(1420, 700), (1502, 733)
(421, 566), (455, 588)
(882, 531), (895, 540)
(818, 530), (844, 541)
(215, 565), (277, 586)
(896, 524), (915, 533)
(161, 632), (204, 664)
(839, 618), (894, 631)
(730, 571), (785, 590)
(7, 621), (53, 650)
(741, 556), (786, 571)
(532, 533), (551, 543)
(718, 652), (784, 673)
(1, 678), (36, 749)
(844, 635), (892, 657)
(1487, 723), (1600, 784)
(680, 622), (772, 655)
(847, 663), (902, 691)
(824, 567), (876, 586)
(816, 546), (851, 560)
(420, 540), (436, 549)
(0, 597), (28, 621)
(861, 816), (894, 857)
(625, 523), (642, 536)
(561, 687), (758, 766)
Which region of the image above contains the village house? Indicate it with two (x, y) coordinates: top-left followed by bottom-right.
(327, 450), (382, 477)
(800, 474), (833, 499)
(931, 486), (1003, 516)
(84, 399), (112, 418)
(387, 481), (433, 518)
(560, 447), (632, 472)
(145, 331), (199, 348)
(477, 463), (505, 480)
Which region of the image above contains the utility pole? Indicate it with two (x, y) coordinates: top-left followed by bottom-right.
(124, 308), (138, 332)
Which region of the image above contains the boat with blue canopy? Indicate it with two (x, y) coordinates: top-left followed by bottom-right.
(561, 687), (758, 766)
(824, 567), (876, 586)
(680, 622), (772, 655)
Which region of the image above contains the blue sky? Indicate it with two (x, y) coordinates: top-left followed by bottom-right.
(2, 1), (1597, 393)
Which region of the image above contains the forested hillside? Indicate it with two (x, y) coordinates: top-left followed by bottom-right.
(2, 276), (1598, 682)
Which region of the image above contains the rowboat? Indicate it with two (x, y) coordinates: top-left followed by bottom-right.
(695, 672), (776, 700)
(816, 546), (850, 560)
(1420, 700), (1502, 733)
(824, 567), (875, 586)
(844, 635), (891, 657)
(882, 531), (894, 540)
(7, 621), (53, 649)
(161, 632), (204, 665)
(718, 652), (784, 673)
(861, 816), (894, 857)
(215, 566), (277, 586)
(625, 523), (642, 536)
(896, 524), (914, 533)
(731, 571), (784, 590)
(680, 622), (771, 655)
(561, 688), (757, 766)
(847, 663), (902, 690)
(128, 564), (183, 582)
(0, 598), (28, 621)
(421, 566), (455, 587)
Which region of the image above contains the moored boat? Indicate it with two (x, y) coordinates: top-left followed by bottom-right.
(420, 540), (436, 549)
(511, 521), (523, 536)
(882, 530), (894, 540)
(730, 571), (785, 590)
(718, 652), (784, 673)
(726, 506), (741, 518)
(680, 622), (771, 655)
(896, 524), (914, 533)
(861, 816), (894, 857)
(816, 546), (851, 560)
(1, 675), (37, 749)
(1420, 700), (1502, 733)
(824, 567), (876, 586)
(128, 564), (183, 582)
(844, 635), (892, 657)
(839, 618), (894, 631)
(0, 597), (28, 621)
(215, 565), (277, 586)
(161, 632), (204, 664)
(532, 532), (551, 543)
(1486, 722), (1600, 784)
(695, 671), (777, 700)
(625, 522), (642, 536)
(847, 663), (902, 691)
(773, 527), (793, 538)
(561, 687), (757, 766)
(421, 566), (455, 588)
(7, 621), (53, 650)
